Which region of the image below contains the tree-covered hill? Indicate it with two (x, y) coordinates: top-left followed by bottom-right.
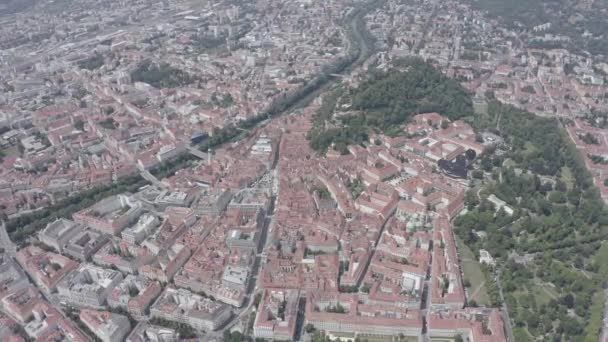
(351, 58), (473, 121)
(130, 61), (196, 89)
(308, 58), (473, 153)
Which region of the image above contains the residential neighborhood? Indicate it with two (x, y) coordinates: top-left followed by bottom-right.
(1, 0), (608, 341)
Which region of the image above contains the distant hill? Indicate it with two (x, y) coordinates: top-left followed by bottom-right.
(0, 0), (37, 16)
(467, 0), (608, 56)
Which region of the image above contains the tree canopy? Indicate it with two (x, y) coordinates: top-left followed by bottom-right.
(456, 100), (608, 341)
(308, 58), (473, 153)
(130, 61), (196, 89)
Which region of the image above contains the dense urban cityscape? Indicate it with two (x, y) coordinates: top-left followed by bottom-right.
(0, 0), (608, 341)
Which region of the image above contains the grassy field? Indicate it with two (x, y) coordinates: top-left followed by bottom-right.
(523, 141), (538, 155)
(513, 326), (534, 342)
(560, 166), (575, 189)
(530, 282), (557, 306)
(584, 290), (604, 342)
(510, 281), (557, 308)
(502, 158), (516, 168)
(455, 236), (491, 306)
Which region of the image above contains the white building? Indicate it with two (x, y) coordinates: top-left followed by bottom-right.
(487, 194), (513, 215)
(479, 249), (496, 266)
(57, 264), (123, 308)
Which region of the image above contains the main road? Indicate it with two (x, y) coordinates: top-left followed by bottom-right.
(496, 269), (516, 342)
